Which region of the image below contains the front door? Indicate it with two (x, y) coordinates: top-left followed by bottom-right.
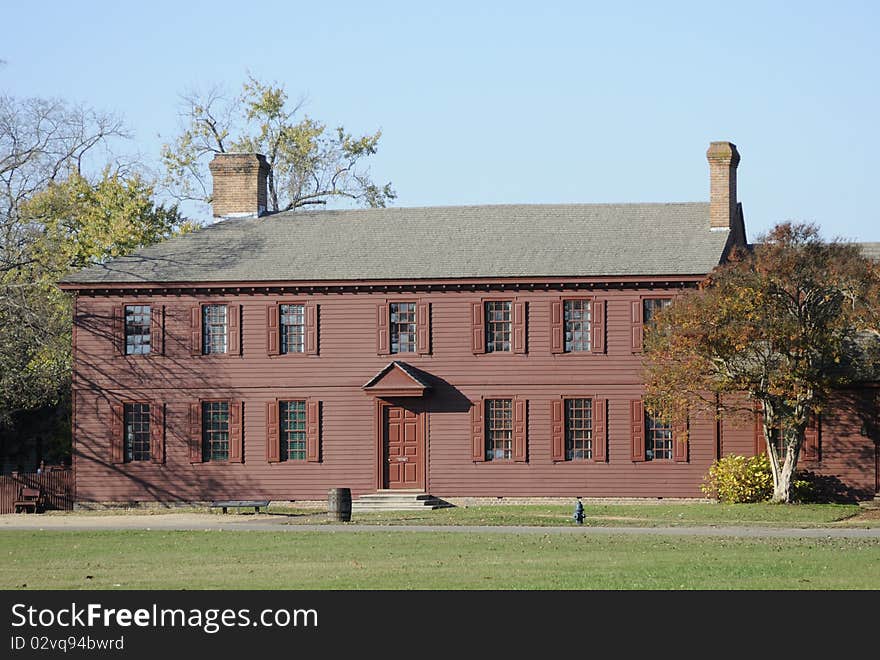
(383, 406), (423, 489)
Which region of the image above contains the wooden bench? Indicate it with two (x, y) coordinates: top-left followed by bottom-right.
(13, 487), (41, 514)
(210, 500), (270, 514)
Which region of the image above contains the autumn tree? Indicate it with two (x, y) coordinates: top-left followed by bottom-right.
(644, 223), (880, 503)
(161, 76), (396, 214)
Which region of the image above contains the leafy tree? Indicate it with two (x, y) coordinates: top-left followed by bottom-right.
(161, 76), (396, 213)
(644, 223), (880, 502)
(0, 94), (192, 464)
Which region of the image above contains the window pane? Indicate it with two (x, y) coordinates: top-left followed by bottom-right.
(390, 302), (417, 354)
(280, 400), (307, 461)
(645, 413), (673, 461)
(485, 301), (511, 353)
(565, 398), (592, 460)
(485, 399), (513, 460)
(280, 304), (305, 354)
(563, 300), (591, 352)
(202, 401), (230, 461)
(124, 402), (151, 461)
(202, 305), (228, 354)
(124, 305), (151, 355)
(643, 298), (672, 325)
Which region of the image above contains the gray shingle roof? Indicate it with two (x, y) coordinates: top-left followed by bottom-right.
(60, 202), (732, 285)
(860, 243), (880, 261)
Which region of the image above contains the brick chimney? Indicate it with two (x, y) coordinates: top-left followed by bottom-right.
(208, 153), (269, 218)
(706, 141), (740, 231)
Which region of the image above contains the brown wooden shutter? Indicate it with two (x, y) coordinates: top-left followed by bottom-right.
(228, 304), (241, 356)
(550, 301), (564, 354)
(306, 303), (319, 355)
(471, 399), (485, 462)
(150, 402), (164, 463)
(802, 415), (820, 462)
(551, 399), (565, 461)
(266, 401), (280, 463)
(113, 305), (125, 356)
(190, 305), (202, 356)
(631, 300), (643, 352)
(110, 403), (124, 463)
(416, 301), (431, 355)
(591, 299), (605, 354)
(229, 400), (243, 462)
(189, 402), (202, 462)
(150, 305), (164, 355)
(513, 398), (527, 462)
(512, 301), (527, 354)
(266, 304), (279, 356)
(471, 302), (485, 354)
(630, 400), (646, 462)
(376, 303), (389, 355)
(753, 401), (765, 457)
(593, 398), (607, 463)
(673, 416), (688, 463)
(306, 400), (320, 462)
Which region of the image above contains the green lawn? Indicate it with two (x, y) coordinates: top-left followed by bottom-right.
(2, 530), (879, 589)
(262, 502), (869, 527)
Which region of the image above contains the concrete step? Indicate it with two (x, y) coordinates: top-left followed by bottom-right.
(351, 491), (453, 512)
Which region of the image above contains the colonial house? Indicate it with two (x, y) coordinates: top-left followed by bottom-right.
(59, 142), (880, 506)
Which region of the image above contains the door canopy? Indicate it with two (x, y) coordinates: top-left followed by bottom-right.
(362, 361), (431, 398)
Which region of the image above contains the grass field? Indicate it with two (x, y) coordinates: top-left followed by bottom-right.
(49, 502), (876, 527)
(2, 530), (879, 589)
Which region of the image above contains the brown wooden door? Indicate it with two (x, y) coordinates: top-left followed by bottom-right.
(383, 406), (423, 489)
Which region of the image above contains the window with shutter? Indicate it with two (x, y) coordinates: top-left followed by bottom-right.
(279, 400), (307, 461)
(637, 297), (672, 353)
(390, 302), (417, 353)
(485, 398), (513, 460)
(123, 305), (152, 355)
(552, 298), (605, 354)
(485, 301), (512, 353)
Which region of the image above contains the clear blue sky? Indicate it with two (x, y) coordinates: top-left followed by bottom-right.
(3, 1), (878, 242)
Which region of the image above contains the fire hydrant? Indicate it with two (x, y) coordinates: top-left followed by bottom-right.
(573, 498), (585, 524)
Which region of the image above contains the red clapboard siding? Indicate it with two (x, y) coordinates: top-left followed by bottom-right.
(68, 288), (878, 503)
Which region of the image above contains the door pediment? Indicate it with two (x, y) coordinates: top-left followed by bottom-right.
(363, 361), (430, 398)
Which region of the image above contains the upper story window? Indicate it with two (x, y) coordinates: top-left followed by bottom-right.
(202, 401), (230, 461)
(565, 398), (593, 460)
(390, 302), (417, 354)
(563, 300), (591, 352)
(124, 403), (151, 462)
(280, 304), (305, 354)
(202, 304), (228, 355)
(485, 301), (512, 353)
(124, 305), (151, 355)
(645, 412), (673, 461)
(643, 298), (672, 325)
(485, 398), (513, 460)
(280, 400), (307, 461)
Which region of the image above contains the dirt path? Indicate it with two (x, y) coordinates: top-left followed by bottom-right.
(1, 513), (880, 538)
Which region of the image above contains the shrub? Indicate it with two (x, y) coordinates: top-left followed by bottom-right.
(701, 454), (773, 503)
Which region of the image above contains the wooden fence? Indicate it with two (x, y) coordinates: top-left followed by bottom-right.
(0, 466), (73, 513)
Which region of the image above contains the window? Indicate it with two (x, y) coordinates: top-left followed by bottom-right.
(202, 401), (230, 461)
(280, 304), (305, 354)
(390, 302), (417, 354)
(643, 298), (672, 325)
(124, 305), (151, 355)
(124, 403), (151, 461)
(485, 399), (513, 460)
(563, 300), (591, 352)
(485, 301), (512, 353)
(565, 398), (592, 460)
(645, 413), (673, 461)
(202, 304), (228, 354)
(280, 400), (307, 461)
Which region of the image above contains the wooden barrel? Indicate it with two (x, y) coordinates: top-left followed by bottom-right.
(328, 488), (352, 522)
